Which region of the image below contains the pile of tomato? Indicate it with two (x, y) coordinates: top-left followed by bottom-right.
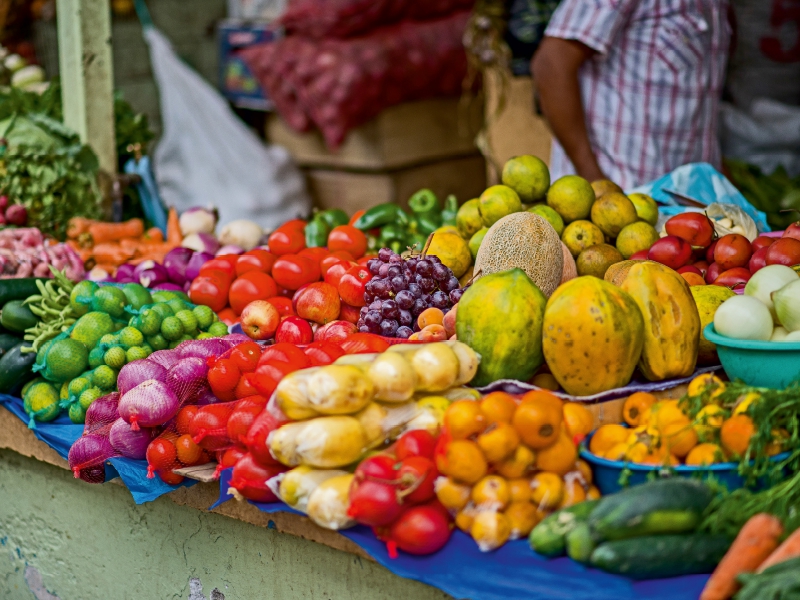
(188, 217), (374, 327)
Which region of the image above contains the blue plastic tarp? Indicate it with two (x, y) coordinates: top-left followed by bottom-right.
(0, 394), (194, 504)
(213, 469), (709, 600)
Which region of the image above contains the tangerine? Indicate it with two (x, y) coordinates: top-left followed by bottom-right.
(622, 392), (657, 427)
(536, 430), (578, 475)
(479, 392), (517, 425)
(651, 401), (690, 434)
(530, 472), (564, 510)
(455, 509), (475, 532)
(471, 511), (512, 552)
(477, 422), (520, 463)
(440, 439), (488, 484)
(471, 475), (511, 510)
(559, 476), (587, 508)
(508, 478), (532, 503)
(766, 429), (790, 456)
(604, 442), (630, 461)
(562, 402), (594, 439)
(720, 414), (755, 457)
(444, 400), (487, 440)
(505, 502), (541, 539)
(589, 424), (629, 456)
(587, 485), (601, 500)
(685, 443), (725, 466)
(520, 389), (563, 412)
(574, 459), (593, 485)
(512, 399), (562, 449)
(495, 445), (536, 479)
(662, 420), (699, 458)
(434, 477), (472, 513)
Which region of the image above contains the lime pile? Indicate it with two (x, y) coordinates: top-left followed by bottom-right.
(27, 282), (225, 425)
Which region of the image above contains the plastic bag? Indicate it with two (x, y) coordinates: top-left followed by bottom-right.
(144, 26), (311, 231)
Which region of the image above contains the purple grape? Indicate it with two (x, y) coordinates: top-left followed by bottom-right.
(369, 300), (382, 311)
(421, 294), (432, 305)
(365, 310), (382, 327)
(381, 300), (399, 319)
(367, 259), (382, 275)
(405, 258), (418, 273)
(442, 276), (460, 292)
(380, 319), (399, 336)
(396, 326), (413, 339)
(357, 318), (365, 328)
(378, 248), (393, 262)
(389, 254), (403, 264)
(390, 276), (406, 293)
(449, 288), (465, 304)
(387, 265), (402, 278)
(431, 291), (449, 309)
(359, 325), (370, 333)
(419, 277), (436, 293)
(365, 279), (377, 296)
(395, 290), (414, 309)
(412, 298), (427, 315)
(416, 260), (432, 277)
(432, 263), (450, 282)
(359, 306), (369, 318)
(409, 283), (422, 298)
(378, 264), (390, 278)
(372, 279), (391, 298)
(427, 256), (441, 264)
(398, 309), (413, 327)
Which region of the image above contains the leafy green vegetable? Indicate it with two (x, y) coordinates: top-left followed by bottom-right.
(736, 556), (800, 599)
(725, 159), (800, 230)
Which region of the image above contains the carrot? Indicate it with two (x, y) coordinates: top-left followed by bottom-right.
(144, 227), (164, 243)
(67, 217), (93, 239)
(88, 219), (145, 245)
(166, 207), (182, 246)
(701, 513), (783, 600)
(756, 526), (800, 573)
(91, 243), (136, 265)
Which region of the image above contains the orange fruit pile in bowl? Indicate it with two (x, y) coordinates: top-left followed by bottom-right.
(435, 390), (600, 552)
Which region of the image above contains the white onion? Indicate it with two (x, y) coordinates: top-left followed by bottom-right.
(785, 330), (800, 341)
(714, 295), (773, 341)
(773, 279), (800, 332)
(744, 265), (799, 321)
(771, 326), (789, 341)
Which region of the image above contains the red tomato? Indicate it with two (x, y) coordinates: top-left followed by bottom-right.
(349, 209), (366, 226)
(664, 213), (715, 248)
(219, 446), (248, 469)
(227, 404), (265, 445)
(304, 341), (345, 366)
(208, 358), (241, 394)
(348, 479), (404, 527)
(268, 228), (305, 256)
(705, 262), (724, 284)
(397, 456), (437, 504)
(358, 254), (378, 267)
(234, 373), (261, 398)
(157, 470), (185, 485)
(298, 247), (330, 264)
(266, 296), (296, 317)
(229, 454), (284, 502)
(752, 236), (775, 252)
(272, 254), (321, 290)
(713, 267), (752, 288)
(259, 343), (310, 368)
(386, 505), (452, 556)
(146, 438), (177, 472)
(395, 430), (436, 461)
(338, 265), (371, 307)
(328, 225), (367, 258)
(217, 307), (238, 326)
(321, 254), (346, 276)
(252, 361), (297, 397)
(188, 275), (230, 313)
(229, 341), (262, 372)
(229, 271), (278, 315)
(175, 434), (203, 466)
(714, 234), (753, 270)
(236, 250), (276, 276)
(276, 286), (294, 298)
(243, 411), (286, 466)
(275, 316), (314, 344)
(200, 258), (236, 279)
(279, 219), (307, 233)
(323, 261), (350, 289)
(175, 406), (199, 435)
(215, 254), (240, 268)
(330, 250), (356, 263)
(339, 333), (391, 354)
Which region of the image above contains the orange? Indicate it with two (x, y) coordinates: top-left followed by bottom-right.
(532, 373), (560, 391)
(530, 472), (564, 510)
(694, 404), (726, 440)
(495, 445), (536, 479)
(505, 502), (541, 538)
(589, 424), (629, 456)
(574, 459), (593, 485)
(685, 443), (725, 466)
(477, 422), (520, 463)
(640, 447), (679, 466)
(520, 389), (563, 412)
(435, 477), (472, 513)
(720, 414), (755, 458)
(440, 439), (488, 484)
(562, 402), (594, 439)
(662, 420), (699, 459)
(622, 392), (657, 427)
(587, 485), (601, 500)
(512, 399), (562, 449)
(535, 430), (578, 475)
(604, 442), (630, 461)
(479, 392), (517, 425)
(508, 478), (532, 503)
(470, 511), (512, 552)
(445, 400), (487, 440)
(559, 476), (587, 508)
(455, 509), (476, 532)
(175, 434), (202, 465)
(471, 475), (511, 510)
(687, 373), (726, 400)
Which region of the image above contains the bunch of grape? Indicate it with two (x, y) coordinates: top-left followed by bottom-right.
(358, 247), (466, 338)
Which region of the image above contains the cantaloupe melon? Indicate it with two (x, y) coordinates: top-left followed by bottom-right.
(474, 212), (563, 297)
(560, 242), (577, 284)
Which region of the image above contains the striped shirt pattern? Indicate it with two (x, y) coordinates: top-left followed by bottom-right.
(545, 0), (731, 189)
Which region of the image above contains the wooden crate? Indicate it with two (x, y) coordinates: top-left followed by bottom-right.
(304, 154), (487, 214)
(268, 97), (484, 171)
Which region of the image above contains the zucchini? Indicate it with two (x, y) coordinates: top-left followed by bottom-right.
(0, 300), (38, 333)
(0, 342), (37, 394)
(0, 278), (46, 306)
(590, 534), (731, 580)
(566, 521), (596, 564)
(0, 332), (22, 357)
(529, 500), (599, 557)
(589, 478), (714, 541)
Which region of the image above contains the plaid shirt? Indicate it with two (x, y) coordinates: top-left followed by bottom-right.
(544, 0), (731, 189)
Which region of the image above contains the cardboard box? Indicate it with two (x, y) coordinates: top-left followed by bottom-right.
(218, 19), (279, 111)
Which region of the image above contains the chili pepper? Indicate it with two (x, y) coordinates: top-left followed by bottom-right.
(304, 217), (330, 248)
(441, 195), (459, 227)
(353, 203), (409, 230)
(316, 209), (349, 230)
(379, 223), (408, 246)
(408, 189), (440, 214)
(417, 212), (442, 236)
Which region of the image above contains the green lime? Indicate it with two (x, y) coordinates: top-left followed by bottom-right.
(150, 302), (174, 319)
(69, 280), (98, 317)
(168, 334), (193, 349)
(207, 321), (229, 337)
(92, 365), (118, 390)
(161, 316), (184, 341)
(24, 382), (61, 422)
(88, 346), (106, 368)
(141, 344), (153, 355)
(21, 377), (45, 399)
(175, 309), (198, 334)
(113, 321), (126, 332)
(60, 381), (70, 401)
(91, 286), (128, 318)
(44, 338), (89, 383)
(167, 298), (190, 314)
(146, 334), (169, 351)
(99, 333), (119, 346)
(78, 387), (103, 410)
(136, 308), (162, 336)
(70, 311), (115, 350)
(68, 403), (87, 424)
(192, 305), (215, 330)
(196, 332), (214, 340)
(118, 326), (145, 349)
(68, 377), (92, 399)
(122, 283), (153, 310)
(152, 291), (180, 303)
(468, 227), (489, 261)
(126, 346), (149, 362)
(502, 155), (551, 203)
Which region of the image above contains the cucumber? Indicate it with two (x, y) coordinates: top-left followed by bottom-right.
(0, 332), (22, 357)
(0, 278), (46, 306)
(0, 342), (37, 394)
(529, 500), (599, 557)
(0, 300), (38, 333)
(589, 478), (714, 541)
(566, 521), (596, 564)
(589, 534), (731, 580)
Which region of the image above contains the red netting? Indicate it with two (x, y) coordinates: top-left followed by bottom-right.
(242, 12), (471, 149)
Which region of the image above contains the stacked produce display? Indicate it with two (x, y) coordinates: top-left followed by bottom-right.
(4, 148), (800, 599)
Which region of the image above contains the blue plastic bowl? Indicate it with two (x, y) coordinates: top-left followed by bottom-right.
(704, 323), (800, 388)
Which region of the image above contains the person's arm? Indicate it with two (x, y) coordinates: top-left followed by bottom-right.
(532, 36), (604, 181)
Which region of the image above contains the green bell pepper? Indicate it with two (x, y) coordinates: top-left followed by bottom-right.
(417, 212), (442, 236)
(409, 189), (440, 214)
(379, 223), (408, 246)
(304, 217), (330, 248)
(442, 195), (459, 227)
(353, 203), (409, 230)
(316, 208), (349, 230)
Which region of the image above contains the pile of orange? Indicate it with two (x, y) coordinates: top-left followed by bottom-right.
(434, 390), (600, 552)
(588, 374), (788, 468)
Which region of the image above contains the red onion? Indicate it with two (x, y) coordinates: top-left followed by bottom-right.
(178, 338), (229, 359)
(216, 245), (244, 256)
(109, 418), (153, 459)
(194, 385), (220, 406)
(222, 333), (249, 346)
(68, 434), (115, 483)
(182, 232), (220, 255)
(186, 251), (214, 281)
(148, 349), (180, 370)
(115, 263), (136, 282)
(164, 246), (194, 285)
(153, 282), (183, 291)
(166, 357), (209, 403)
(117, 360), (167, 396)
(118, 379), (179, 431)
(134, 260), (169, 288)
(83, 393), (120, 435)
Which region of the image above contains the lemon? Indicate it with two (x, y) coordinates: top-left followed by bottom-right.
(118, 326), (145, 349)
(99, 333), (118, 346)
(68, 376), (92, 399)
(121, 283), (153, 311)
(426, 232), (472, 278)
(125, 346), (149, 363)
(527, 204), (565, 236)
(478, 185), (522, 227)
(59, 381), (70, 401)
(24, 382), (60, 423)
(92, 365), (118, 390)
(456, 199), (483, 239)
(70, 311), (114, 349)
(628, 193), (659, 226)
(468, 227), (489, 261)
(69, 280), (98, 316)
(134, 307), (163, 337)
(175, 309), (198, 334)
(192, 305), (215, 330)
(562, 220), (605, 257)
(21, 377), (45, 399)
(44, 338), (89, 383)
(547, 175), (595, 223)
(78, 387), (103, 410)
(615, 221), (660, 259)
(150, 303), (174, 319)
(207, 322), (229, 337)
(91, 286), (128, 318)
(68, 403), (87, 424)
(502, 155), (550, 203)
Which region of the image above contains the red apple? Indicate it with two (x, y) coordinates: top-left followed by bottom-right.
(713, 267), (751, 289)
(752, 236), (775, 251)
(314, 319), (358, 343)
(0, 196), (8, 211)
(693, 260), (709, 276)
(240, 300), (280, 341)
(783, 222), (800, 241)
(664, 212), (714, 248)
(705, 240), (718, 263)
(295, 282), (341, 324)
(630, 250), (650, 260)
(677, 265), (702, 276)
(749, 247), (769, 273)
(765, 237), (800, 266)
(275, 316), (313, 344)
(705, 262), (723, 284)
(338, 302), (361, 324)
(5, 204), (27, 226)
(647, 236), (693, 270)
(714, 234), (752, 270)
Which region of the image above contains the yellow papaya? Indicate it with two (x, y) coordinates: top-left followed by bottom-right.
(603, 259), (645, 287)
(543, 277), (644, 396)
(621, 261), (701, 381)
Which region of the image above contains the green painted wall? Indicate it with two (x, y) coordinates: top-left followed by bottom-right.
(0, 450), (453, 600)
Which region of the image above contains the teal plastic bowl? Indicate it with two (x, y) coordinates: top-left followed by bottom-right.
(704, 323), (800, 388)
